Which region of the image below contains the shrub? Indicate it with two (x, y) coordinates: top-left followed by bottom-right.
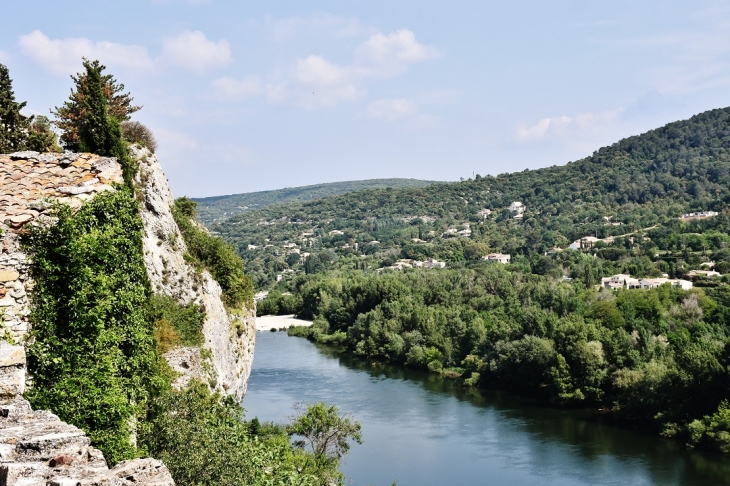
(121, 120), (157, 153)
(172, 197), (254, 309)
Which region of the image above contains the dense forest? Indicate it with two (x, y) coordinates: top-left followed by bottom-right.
(208, 107), (730, 453)
(193, 177), (439, 225)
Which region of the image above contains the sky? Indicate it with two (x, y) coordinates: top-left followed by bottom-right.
(2, 1), (730, 197)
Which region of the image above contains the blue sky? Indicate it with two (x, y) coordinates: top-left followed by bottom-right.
(2, 1), (730, 197)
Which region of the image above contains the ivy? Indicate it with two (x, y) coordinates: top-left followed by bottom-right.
(24, 187), (168, 464)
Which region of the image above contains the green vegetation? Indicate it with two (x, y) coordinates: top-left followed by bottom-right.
(17, 58), (351, 485)
(211, 107), (730, 289)
(276, 264), (730, 452)
(143, 383), (345, 486)
(24, 188), (165, 464)
(172, 196), (254, 308)
(221, 106), (730, 454)
(193, 178), (441, 225)
(0, 63), (60, 153)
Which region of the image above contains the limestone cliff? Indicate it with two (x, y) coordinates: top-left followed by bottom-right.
(0, 148), (255, 397)
(131, 146), (255, 399)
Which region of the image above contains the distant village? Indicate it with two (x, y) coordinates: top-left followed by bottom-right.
(247, 199), (723, 288)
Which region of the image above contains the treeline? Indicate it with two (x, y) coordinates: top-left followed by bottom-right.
(266, 264), (730, 453)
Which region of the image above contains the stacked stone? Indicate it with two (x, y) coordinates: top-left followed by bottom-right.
(0, 342), (175, 486)
(0, 152), (123, 343)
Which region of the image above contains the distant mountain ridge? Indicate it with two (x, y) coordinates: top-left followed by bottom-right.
(193, 178), (442, 225)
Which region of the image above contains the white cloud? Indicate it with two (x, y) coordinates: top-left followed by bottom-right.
(211, 76), (262, 100)
(271, 13), (371, 41)
(366, 98), (418, 121)
(18, 30), (154, 76)
(354, 30), (440, 78)
(516, 110), (620, 142)
(18, 30), (230, 76)
(264, 30), (438, 109)
(159, 30), (231, 73)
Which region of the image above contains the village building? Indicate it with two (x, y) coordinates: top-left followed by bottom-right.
(686, 269), (723, 279)
(477, 209), (492, 219)
(569, 236), (600, 250)
(601, 274), (641, 290)
(482, 253), (511, 264)
(247, 244), (258, 250)
(681, 211), (718, 221)
(328, 230), (345, 236)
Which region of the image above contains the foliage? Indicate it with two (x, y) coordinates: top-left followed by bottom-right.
(0, 63), (58, 153)
(142, 382), (344, 486)
(193, 178), (441, 225)
(121, 120), (157, 153)
(24, 188), (167, 464)
(52, 59), (139, 185)
(287, 402), (363, 460)
(52, 58), (140, 152)
(277, 262), (730, 452)
(211, 107), (730, 289)
(172, 197), (254, 308)
(147, 294), (205, 349)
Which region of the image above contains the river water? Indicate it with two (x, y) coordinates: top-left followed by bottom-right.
(243, 332), (730, 486)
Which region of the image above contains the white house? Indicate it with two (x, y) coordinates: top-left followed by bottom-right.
(247, 244), (259, 250)
(639, 278), (693, 290)
(682, 211), (718, 220)
(477, 209), (492, 219)
(601, 274), (641, 290)
(509, 202), (525, 214)
(457, 228), (472, 237)
(686, 269), (722, 279)
(569, 236), (600, 250)
(483, 253), (511, 264)
(328, 230), (344, 236)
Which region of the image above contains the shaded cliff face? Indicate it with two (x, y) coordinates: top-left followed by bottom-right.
(0, 148), (256, 400)
(132, 145), (255, 399)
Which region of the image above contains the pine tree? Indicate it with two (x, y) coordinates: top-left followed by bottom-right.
(0, 63), (32, 153)
(52, 59), (140, 152)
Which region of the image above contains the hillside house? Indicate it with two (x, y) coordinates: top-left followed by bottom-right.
(247, 244), (259, 250)
(601, 274), (641, 290)
(509, 202), (525, 215)
(686, 269), (722, 279)
(477, 209), (492, 219)
(457, 228), (472, 237)
(682, 211), (718, 221)
(328, 230), (345, 236)
(640, 278), (693, 290)
(569, 236), (600, 250)
(483, 253), (511, 264)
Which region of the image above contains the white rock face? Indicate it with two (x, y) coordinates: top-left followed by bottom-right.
(132, 146), (255, 399)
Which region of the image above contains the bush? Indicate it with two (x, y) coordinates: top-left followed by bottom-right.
(142, 382), (341, 485)
(147, 294), (205, 348)
(172, 197), (254, 309)
(121, 120), (157, 153)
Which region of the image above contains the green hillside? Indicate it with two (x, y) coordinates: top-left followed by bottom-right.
(212, 106), (730, 288)
(192, 107), (730, 452)
(193, 178), (441, 225)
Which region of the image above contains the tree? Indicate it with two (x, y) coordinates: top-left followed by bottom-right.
(287, 402), (362, 460)
(0, 63), (32, 153)
(52, 58), (140, 151)
(121, 120), (157, 153)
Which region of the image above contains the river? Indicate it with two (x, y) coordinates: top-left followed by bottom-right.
(242, 332), (730, 486)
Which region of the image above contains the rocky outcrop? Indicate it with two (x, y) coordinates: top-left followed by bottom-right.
(132, 146), (255, 400)
(0, 148), (256, 399)
(0, 343), (175, 486)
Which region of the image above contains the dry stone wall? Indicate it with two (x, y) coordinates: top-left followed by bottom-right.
(0, 343), (175, 486)
(0, 152), (123, 343)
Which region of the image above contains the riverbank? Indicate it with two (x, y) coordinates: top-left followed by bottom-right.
(255, 314), (312, 332)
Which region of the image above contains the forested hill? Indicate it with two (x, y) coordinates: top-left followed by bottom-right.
(193, 178), (441, 225)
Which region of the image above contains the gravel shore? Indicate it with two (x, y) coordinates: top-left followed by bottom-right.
(256, 314), (313, 332)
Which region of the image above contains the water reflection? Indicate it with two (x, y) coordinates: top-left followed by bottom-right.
(244, 333), (730, 486)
